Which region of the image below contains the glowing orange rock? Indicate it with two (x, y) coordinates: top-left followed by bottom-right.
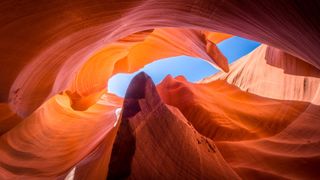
(157, 44), (320, 179)
(66, 28), (229, 111)
(157, 76), (309, 141)
(107, 72), (239, 179)
(0, 93), (121, 179)
(0, 0), (319, 179)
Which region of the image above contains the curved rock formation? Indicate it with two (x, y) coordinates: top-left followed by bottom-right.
(157, 45), (320, 179)
(66, 28), (229, 111)
(0, 0), (320, 179)
(157, 76), (310, 141)
(107, 72), (239, 179)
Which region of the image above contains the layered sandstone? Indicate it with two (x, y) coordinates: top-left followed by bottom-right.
(107, 72), (239, 179)
(0, 0), (320, 179)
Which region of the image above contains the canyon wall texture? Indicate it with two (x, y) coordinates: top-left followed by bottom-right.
(0, 0), (320, 179)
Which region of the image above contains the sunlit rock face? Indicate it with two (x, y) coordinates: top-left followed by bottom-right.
(108, 72), (239, 179)
(0, 0), (320, 179)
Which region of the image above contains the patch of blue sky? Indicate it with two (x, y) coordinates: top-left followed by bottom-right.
(108, 36), (260, 97)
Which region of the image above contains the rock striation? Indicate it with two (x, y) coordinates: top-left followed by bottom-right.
(107, 72), (239, 179)
(0, 0), (320, 179)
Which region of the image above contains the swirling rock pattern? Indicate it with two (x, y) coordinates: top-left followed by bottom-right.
(108, 72), (239, 179)
(0, 0), (320, 179)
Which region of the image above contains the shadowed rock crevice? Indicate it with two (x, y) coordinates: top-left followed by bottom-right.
(1, 1), (320, 179)
(107, 72), (239, 179)
(107, 72), (153, 180)
(106, 117), (135, 180)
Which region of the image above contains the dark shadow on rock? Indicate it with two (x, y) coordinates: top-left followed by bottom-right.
(107, 72), (155, 180)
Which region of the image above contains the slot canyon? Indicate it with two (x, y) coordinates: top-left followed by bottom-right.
(0, 0), (320, 179)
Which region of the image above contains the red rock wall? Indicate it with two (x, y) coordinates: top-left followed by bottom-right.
(0, 0), (320, 179)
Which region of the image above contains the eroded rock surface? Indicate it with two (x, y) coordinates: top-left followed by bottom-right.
(108, 72), (239, 179)
(0, 1), (320, 179)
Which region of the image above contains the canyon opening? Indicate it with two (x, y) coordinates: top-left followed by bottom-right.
(0, 1), (320, 179)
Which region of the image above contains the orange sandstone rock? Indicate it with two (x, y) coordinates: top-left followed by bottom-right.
(108, 72), (239, 179)
(0, 0), (319, 179)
